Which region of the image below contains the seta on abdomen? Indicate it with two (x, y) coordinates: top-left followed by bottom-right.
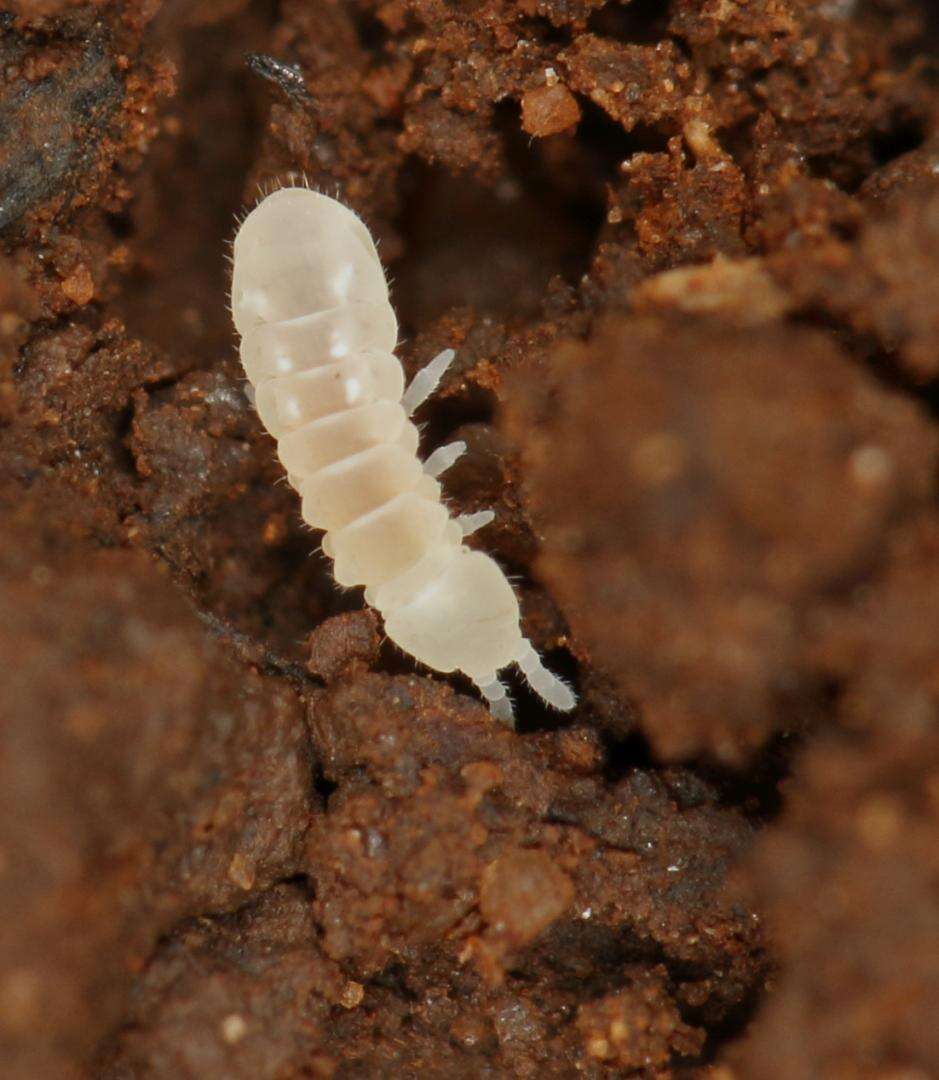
(231, 186), (575, 722)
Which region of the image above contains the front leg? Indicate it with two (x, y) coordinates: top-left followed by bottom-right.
(402, 348), (457, 415)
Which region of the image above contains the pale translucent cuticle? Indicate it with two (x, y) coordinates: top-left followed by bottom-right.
(231, 187), (576, 719)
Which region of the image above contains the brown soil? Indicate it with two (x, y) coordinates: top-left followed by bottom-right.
(1, 1), (938, 1077)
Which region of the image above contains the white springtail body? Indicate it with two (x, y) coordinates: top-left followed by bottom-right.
(231, 187), (575, 722)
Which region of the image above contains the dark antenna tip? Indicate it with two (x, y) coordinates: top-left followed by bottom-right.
(245, 53), (313, 107)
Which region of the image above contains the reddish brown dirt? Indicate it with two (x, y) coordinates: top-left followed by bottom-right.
(1, 1), (938, 1077)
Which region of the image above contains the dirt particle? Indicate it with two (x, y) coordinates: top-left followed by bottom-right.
(339, 981), (364, 1009)
(60, 265), (94, 306)
(220, 1013), (248, 1045)
(576, 968), (704, 1070)
(479, 849), (574, 947)
(633, 257), (792, 324)
(227, 853), (256, 891)
(520, 83), (581, 138)
(306, 610), (381, 683)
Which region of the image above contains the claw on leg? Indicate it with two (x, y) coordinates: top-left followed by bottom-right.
(475, 675), (515, 725)
(403, 348), (456, 415)
(423, 440), (466, 479)
(515, 641), (577, 712)
(457, 509), (495, 537)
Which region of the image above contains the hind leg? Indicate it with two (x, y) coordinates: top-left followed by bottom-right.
(515, 641), (577, 712)
(474, 674), (515, 725)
